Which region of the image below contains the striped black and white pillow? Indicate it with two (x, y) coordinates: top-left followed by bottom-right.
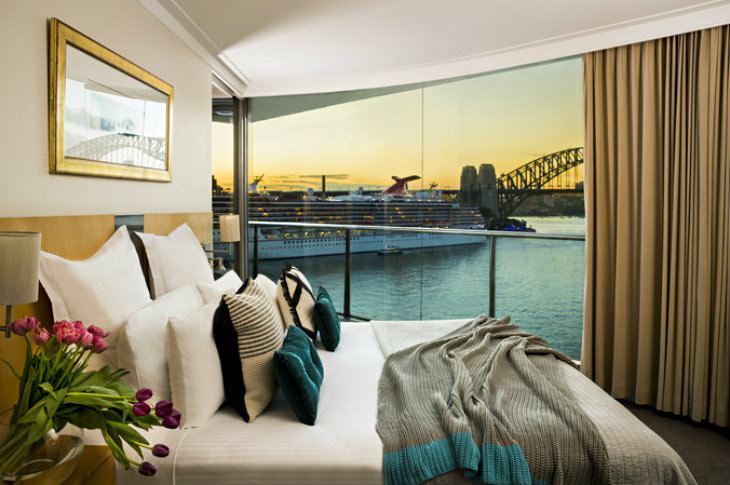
(276, 265), (317, 339)
(212, 278), (284, 422)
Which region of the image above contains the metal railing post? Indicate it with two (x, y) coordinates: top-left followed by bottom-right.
(344, 229), (351, 319)
(488, 235), (496, 318)
(252, 227), (259, 276)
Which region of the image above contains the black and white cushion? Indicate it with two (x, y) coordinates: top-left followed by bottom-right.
(276, 265), (317, 339)
(212, 278), (284, 422)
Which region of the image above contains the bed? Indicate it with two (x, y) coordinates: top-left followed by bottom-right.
(116, 320), (696, 485)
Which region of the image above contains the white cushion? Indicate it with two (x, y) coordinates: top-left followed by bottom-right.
(168, 302), (225, 428)
(39, 226), (151, 367)
(118, 286), (204, 400)
(198, 270), (243, 304)
(136, 224), (213, 298)
(276, 266), (316, 338)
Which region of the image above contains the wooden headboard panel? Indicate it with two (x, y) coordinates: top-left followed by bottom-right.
(0, 212), (211, 412)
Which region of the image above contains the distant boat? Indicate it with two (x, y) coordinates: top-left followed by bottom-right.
(245, 174), (486, 260)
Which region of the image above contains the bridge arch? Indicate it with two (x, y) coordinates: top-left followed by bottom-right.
(496, 147), (584, 217)
(65, 133), (166, 168)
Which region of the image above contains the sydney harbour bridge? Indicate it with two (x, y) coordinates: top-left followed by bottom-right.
(459, 147), (585, 219)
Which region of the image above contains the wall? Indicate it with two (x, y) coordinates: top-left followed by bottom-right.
(0, 0), (212, 217)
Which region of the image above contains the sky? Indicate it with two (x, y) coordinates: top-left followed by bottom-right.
(213, 56), (584, 192)
(212, 121), (234, 188)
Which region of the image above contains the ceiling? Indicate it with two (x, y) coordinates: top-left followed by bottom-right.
(149, 0), (730, 96)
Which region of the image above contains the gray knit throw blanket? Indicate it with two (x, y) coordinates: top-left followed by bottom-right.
(376, 316), (611, 485)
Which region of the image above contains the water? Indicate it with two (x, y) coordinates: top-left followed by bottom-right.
(255, 216), (585, 359)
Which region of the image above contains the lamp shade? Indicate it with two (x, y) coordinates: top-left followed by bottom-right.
(0, 232), (41, 305)
(219, 214), (241, 243)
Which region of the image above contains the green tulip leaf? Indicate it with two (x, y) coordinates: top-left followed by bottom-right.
(66, 409), (106, 430)
(38, 382), (57, 399)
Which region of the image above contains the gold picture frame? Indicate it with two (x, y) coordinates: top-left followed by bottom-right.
(48, 18), (173, 182)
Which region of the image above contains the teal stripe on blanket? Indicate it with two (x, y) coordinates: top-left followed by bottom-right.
(479, 443), (533, 485)
(383, 432), (536, 485)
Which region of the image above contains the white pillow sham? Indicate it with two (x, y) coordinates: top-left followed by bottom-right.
(167, 302), (225, 428)
(136, 224), (213, 298)
(39, 226), (151, 367)
(118, 286), (204, 400)
(198, 270), (243, 304)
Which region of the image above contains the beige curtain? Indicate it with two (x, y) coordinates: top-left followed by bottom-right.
(582, 25), (729, 427)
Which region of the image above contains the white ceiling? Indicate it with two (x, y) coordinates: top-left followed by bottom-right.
(146, 0), (730, 96)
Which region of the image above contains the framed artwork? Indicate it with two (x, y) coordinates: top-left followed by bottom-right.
(48, 18), (173, 182)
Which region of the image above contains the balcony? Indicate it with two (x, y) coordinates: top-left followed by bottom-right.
(248, 221), (585, 359)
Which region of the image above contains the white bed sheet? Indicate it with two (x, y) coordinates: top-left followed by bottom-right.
(117, 321), (384, 485)
(117, 319), (694, 485)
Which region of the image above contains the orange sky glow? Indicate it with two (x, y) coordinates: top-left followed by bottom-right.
(213, 57), (584, 192)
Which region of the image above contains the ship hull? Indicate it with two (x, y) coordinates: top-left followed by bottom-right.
(250, 230), (484, 260)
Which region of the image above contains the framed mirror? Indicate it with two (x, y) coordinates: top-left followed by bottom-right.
(48, 18), (173, 182)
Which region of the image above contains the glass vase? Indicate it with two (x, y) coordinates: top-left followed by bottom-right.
(1, 429), (84, 485)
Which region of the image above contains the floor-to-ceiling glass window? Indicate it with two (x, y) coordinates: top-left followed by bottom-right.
(211, 83), (236, 276)
(247, 58), (585, 358)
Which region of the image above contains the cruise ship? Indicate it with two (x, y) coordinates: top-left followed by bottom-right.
(244, 175), (486, 260)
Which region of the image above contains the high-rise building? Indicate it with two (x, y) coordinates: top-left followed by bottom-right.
(477, 164), (498, 216)
(459, 165), (478, 206)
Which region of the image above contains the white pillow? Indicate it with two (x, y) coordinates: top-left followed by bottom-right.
(254, 273), (280, 313)
(198, 270), (243, 304)
(39, 226), (151, 367)
(136, 224), (213, 298)
(118, 286), (204, 400)
(167, 302), (224, 428)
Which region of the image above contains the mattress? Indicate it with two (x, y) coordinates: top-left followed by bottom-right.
(117, 319), (696, 485)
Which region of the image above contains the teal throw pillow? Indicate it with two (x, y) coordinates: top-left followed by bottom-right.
(273, 326), (324, 425)
(313, 287), (341, 351)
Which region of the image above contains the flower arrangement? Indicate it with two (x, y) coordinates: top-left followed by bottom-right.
(0, 317), (181, 477)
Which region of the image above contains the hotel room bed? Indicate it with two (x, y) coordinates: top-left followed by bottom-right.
(117, 320), (696, 485)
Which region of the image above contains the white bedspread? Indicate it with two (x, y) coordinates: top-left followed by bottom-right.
(116, 319), (695, 485)
(118, 321), (384, 485)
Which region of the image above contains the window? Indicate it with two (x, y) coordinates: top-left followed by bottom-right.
(211, 83), (236, 276)
(247, 58), (585, 358)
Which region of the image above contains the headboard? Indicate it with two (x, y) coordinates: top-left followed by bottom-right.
(0, 212), (211, 413)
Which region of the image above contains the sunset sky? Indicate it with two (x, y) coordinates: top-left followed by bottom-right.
(213, 56), (583, 192)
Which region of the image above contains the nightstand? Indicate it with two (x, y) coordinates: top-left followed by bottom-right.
(61, 446), (114, 485)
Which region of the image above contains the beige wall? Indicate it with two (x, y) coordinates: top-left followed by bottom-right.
(0, 0), (212, 217)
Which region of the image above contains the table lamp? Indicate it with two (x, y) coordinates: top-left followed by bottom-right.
(0, 232), (41, 337)
(219, 214), (241, 243)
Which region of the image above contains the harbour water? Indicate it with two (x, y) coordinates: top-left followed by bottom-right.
(255, 216), (585, 359)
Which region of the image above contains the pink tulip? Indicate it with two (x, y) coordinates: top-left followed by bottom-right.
(87, 325), (110, 338)
(53, 321), (81, 344)
(79, 330), (94, 348)
(10, 318), (30, 336)
(10, 317), (41, 336)
(92, 336), (108, 353)
(33, 328), (50, 345)
(24, 317), (39, 332)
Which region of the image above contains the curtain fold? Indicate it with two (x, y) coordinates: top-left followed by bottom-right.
(582, 25), (729, 427)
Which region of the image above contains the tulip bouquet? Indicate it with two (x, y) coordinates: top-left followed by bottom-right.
(0, 317), (181, 478)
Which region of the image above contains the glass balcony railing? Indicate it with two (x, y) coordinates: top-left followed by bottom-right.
(248, 221), (585, 359)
